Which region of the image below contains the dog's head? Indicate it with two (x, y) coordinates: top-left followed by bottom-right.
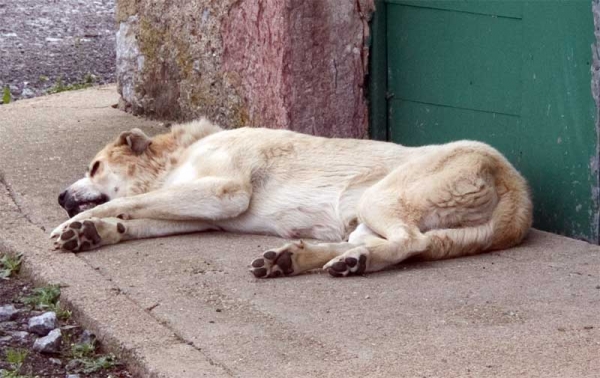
(58, 128), (153, 217)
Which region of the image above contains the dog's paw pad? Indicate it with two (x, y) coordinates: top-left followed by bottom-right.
(324, 253), (367, 277)
(69, 221), (82, 230)
(54, 219), (102, 252)
(250, 248), (295, 278)
(116, 213), (130, 220)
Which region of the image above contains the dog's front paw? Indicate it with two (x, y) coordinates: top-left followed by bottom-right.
(250, 241), (305, 278)
(53, 218), (126, 252)
(323, 248), (368, 277)
(50, 220), (71, 239)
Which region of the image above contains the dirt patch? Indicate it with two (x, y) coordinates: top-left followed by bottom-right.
(0, 0), (116, 102)
(0, 274), (132, 378)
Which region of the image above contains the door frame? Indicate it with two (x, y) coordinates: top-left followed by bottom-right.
(369, 0), (388, 141)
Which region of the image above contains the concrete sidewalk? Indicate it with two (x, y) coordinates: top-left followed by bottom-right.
(0, 86), (599, 377)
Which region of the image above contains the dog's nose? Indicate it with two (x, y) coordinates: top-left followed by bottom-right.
(58, 190), (67, 208)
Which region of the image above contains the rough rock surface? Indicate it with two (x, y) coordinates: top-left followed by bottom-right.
(223, 0), (374, 137)
(0, 321), (17, 330)
(32, 328), (62, 354)
(0, 0), (116, 101)
(78, 329), (96, 345)
(28, 311), (57, 336)
(9, 330), (29, 342)
(115, 0), (374, 137)
(116, 0), (243, 125)
(0, 304), (19, 321)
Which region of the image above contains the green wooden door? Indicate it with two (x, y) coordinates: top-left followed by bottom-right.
(370, 0), (599, 242)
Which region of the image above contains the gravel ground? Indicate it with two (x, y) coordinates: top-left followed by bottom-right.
(0, 0), (116, 102)
(0, 277), (133, 377)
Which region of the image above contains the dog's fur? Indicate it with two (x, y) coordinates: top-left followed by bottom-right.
(52, 119), (532, 278)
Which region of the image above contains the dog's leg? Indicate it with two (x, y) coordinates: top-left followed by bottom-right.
(54, 218), (216, 252)
(322, 149), (518, 277)
(250, 240), (358, 278)
(251, 223), (429, 279)
(323, 223), (429, 277)
(51, 178), (251, 238)
(249, 224), (380, 278)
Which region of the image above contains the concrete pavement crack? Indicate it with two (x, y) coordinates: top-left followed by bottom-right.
(0, 170), (44, 232)
(85, 262), (236, 377)
(169, 331), (237, 377)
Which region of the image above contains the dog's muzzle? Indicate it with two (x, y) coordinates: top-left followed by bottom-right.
(58, 190), (108, 218)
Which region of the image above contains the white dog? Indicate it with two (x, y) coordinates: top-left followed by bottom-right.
(51, 119), (532, 278)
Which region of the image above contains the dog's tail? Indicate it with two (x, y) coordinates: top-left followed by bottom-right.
(421, 171), (533, 260)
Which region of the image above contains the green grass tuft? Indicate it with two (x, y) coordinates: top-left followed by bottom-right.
(20, 285), (71, 320)
(69, 341), (119, 373)
(21, 285), (60, 308)
(80, 354), (118, 373)
(0, 348), (31, 378)
(0, 253), (22, 279)
(71, 342), (95, 359)
(5, 349), (27, 367)
(46, 75), (95, 94)
(2, 87), (11, 104)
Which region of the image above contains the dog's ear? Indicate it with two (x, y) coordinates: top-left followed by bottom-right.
(117, 128), (152, 155)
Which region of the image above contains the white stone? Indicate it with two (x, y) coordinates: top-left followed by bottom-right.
(33, 328), (62, 354)
(21, 87), (35, 98)
(9, 331), (29, 341)
(28, 312), (57, 336)
(0, 304), (18, 322)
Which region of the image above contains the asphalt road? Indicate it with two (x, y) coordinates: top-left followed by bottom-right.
(0, 0), (115, 101)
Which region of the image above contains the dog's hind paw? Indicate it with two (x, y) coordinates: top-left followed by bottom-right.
(250, 242), (305, 278)
(53, 218), (125, 252)
(323, 248), (368, 277)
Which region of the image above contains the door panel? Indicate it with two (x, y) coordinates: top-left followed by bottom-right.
(387, 4), (523, 115)
(389, 99), (522, 161)
(386, 0), (523, 18)
(373, 0), (599, 241)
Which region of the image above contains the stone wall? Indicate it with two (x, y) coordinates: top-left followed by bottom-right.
(116, 0), (374, 138)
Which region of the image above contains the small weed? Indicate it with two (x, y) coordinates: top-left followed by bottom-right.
(21, 285), (60, 309)
(80, 354), (118, 373)
(2, 87), (11, 104)
(5, 348), (27, 367)
(0, 370), (33, 378)
(47, 77), (66, 94)
(0, 348), (30, 378)
(69, 341), (119, 373)
(46, 75), (94, 94)
(0, 253), (22, 279)
(71, 342), (95, 359)
(83, 73), (95, 84)
(38, 75), (49, 82)
(51, 301), (72, 321)
(20, 285), (71, 320)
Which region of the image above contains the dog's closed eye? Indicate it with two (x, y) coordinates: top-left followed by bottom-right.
(90, 161), (101, 177)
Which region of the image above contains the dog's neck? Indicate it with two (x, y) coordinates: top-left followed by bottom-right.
(126, 120), (223, 195)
